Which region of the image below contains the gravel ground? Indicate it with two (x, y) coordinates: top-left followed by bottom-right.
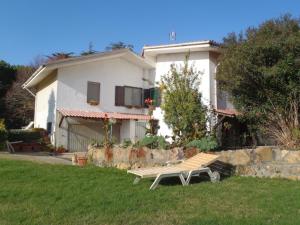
(0, 151), (72, 165)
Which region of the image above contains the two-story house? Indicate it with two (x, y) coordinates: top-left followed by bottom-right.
(23, 41), (236, 152)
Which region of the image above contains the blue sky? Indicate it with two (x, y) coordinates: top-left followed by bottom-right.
(1, 0), (299, 65)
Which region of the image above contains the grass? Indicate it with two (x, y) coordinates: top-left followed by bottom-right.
(0, 159), (300, 225)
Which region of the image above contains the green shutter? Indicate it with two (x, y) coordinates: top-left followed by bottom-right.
(149, 87), (161, 107)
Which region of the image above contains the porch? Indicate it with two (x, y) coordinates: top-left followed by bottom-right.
(55, 109), (150, 152)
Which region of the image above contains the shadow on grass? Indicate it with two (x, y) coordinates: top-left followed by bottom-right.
(156, 175), (210, 187)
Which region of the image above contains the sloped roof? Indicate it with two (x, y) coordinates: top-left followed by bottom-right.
(214, 109), (240, 117)
(23, 49), (154, 88)
(58, 108), (151, 120)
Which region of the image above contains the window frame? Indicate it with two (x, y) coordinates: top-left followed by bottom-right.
(123, 85), (143, 108)
(87, 81), (100, 105)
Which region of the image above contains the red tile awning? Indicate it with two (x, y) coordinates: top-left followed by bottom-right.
(58, 108), (151, 120)
(214, 109), (240, 117)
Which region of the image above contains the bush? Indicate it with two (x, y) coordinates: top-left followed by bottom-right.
(186, 136), (218, 152)
(138, 135), (169, 149)
(160, 56), (207, 146)
(121, 139), (132, 148)
(0, 119), (8, 149)
(91, 139), (104, 148)
(8, 129), (45, 143)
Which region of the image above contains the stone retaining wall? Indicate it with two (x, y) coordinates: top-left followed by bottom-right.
(216, 146), (300, 180)
(88, 146), (184, 169)
(88, 146), (300, 180)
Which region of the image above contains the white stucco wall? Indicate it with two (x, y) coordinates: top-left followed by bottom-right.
(34, 71), (58, 140)
(32, 56), (152, 149)
(148, 51), (212, 138)
(56, 58), (150, 114)
(54, 57), (151, 147)
(32, 48), (223, 148)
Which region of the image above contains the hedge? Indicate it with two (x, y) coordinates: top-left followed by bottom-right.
(0, 120), (8, 148)
(8, 129), (46, 143)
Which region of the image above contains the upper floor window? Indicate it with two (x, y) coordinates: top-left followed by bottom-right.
(115, 86), (160, 108)
(144, 87), (161, 107)
(124, 86), (143, 107)
(87, 81), (100, 105)
(115, 86), (142, 107)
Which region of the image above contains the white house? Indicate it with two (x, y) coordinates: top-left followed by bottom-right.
(23, 41), (235, 152)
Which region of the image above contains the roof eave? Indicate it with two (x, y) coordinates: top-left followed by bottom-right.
(22, 49), (154, 89)
(22, 65), (46, 89)
(124, 50), (155, 68)
(142, 40), (221, 57)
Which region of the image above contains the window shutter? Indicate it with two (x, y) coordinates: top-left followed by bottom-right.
(149, 87), (161, 107)
(115, 86), (125, 106)
(87, 82), (100, 105)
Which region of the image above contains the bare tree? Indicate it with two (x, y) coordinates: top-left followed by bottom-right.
(46, 52), (74, 62)
(4, 66), (35, 128)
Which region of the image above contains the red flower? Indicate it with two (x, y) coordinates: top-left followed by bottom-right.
(145, 98), (154, 105)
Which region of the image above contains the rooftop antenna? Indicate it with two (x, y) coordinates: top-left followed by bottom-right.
(169, 31), (176, 42)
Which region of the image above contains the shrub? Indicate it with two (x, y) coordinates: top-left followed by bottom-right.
(91, 136), (117, 149)
(121, 139), (132, 148)
(8, 129), (45, 143)
(186, 136), (218, 152)
(138, 135), (169, 149)
(160, 56), (207, 146)
(0, 119), (8, 149)
(91, 139), (104, 148)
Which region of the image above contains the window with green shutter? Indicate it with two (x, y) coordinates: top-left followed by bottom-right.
(149, 87), (161, 107)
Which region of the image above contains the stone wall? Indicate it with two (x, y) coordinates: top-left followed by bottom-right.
(88, 146), (300, 180)
(215, 146), (300, 180)
(88, 146), (184, 169)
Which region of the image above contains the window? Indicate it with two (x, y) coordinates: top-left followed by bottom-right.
(124, 86), (143, 107)
(143, 87), (161, 107)
(47, 122), (52, 134)
(87, 81), (100, 105)
(115, 86), (143, 107)
(115, 86), (125, 106)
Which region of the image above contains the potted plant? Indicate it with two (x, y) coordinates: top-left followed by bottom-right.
(77, 153), (88, 167)
(55, 145), (67, 154)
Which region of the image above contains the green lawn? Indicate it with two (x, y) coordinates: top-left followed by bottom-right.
(0, 159), (300, 225)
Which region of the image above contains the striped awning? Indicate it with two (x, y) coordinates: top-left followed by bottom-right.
(57, 108), (151, 120)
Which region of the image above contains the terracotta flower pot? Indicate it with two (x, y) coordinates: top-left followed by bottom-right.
(77, 156), (88, 167)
